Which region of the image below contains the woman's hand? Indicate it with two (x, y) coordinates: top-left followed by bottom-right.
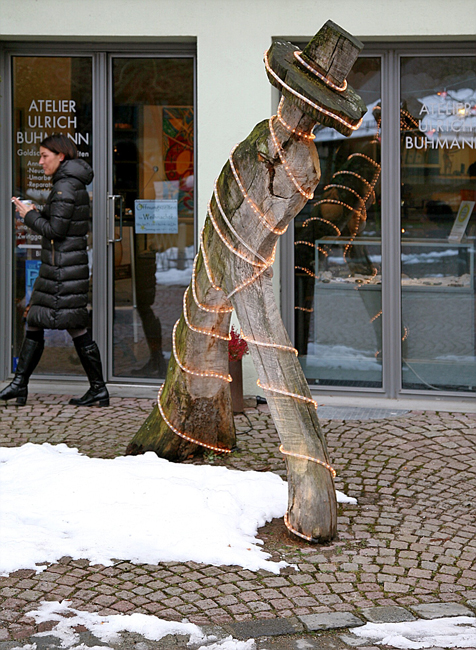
(12, 197), (34, 219)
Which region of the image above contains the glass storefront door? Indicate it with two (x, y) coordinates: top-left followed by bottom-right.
(11, 55), (93, 376)
(8, 50), (195, 383)
(109, 56), (194, 380)
(400, 55), (476, 392)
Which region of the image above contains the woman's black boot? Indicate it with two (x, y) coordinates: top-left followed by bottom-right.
(69, 340), (110, 407)
(0, 338), (44, 406)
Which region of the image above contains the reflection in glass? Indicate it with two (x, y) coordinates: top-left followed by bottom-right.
(400, 55), (476, 392)
(12, 57), (93, 375)
(112, 58), (194, 378)
(294, 57), (382, 387)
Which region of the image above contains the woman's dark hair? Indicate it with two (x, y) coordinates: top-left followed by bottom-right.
(40, 134), (78, 160)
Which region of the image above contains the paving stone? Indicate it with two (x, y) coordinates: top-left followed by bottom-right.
(2, 396), (476, 646)
(318, 407), (409, 420)
(255, 633), (354, 649)
(410, 602), (475, 619)
(299, 612), (365, 631)
(360, 605), (416, 623)
(225, 617), (301, 639)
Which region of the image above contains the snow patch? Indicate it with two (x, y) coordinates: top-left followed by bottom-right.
(351, 615), (476, 649)
(0, 443), (356, 576)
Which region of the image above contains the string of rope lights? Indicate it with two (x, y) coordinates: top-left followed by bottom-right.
(264, 49), (363, 132)
(157, 385), (232, 454)
(342, 160), (380, 260)
(257, 378), (318, 408)
(333, 170), (376, 198)
(172, 320), (232, 382)
(283, 512), (315, 541)
(199, 227), (222, 291)
(269, 115), (314, 199)
(276, 96), (315, 140)
(214, 181), (269, 266)
(226, 261), (273, 299)
(302, 215), (342, 233)
(323, 183), (365, 204)
(281, 442), (337, 541)
(241, 329), (298, 356)
(295, 144), (382, 370)
(370, 309), (382, 323)
(295, 239), (316, 248)
(280, 444), (336, 477)
(353, 265), (378, 289)
(183, 287), (231, 342)
(293, 50), (348, 92)
(295, 240), (330, 257)
(295, 265), (319, 279)
(159, 95), (338, 528)
(208, 203), (265, 267)
(229, 144), (288, 235)
(312, 197), (355, 212)
(348, 152), (380, 168)
(191, 254), (234, 314)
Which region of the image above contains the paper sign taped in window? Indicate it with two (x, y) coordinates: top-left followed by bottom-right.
(134, 199), (179, 234)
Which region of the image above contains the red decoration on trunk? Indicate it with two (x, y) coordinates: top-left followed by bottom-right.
(228, 326), (249, 362)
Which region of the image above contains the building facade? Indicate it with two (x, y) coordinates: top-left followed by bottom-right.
(1, 0), (475, 401)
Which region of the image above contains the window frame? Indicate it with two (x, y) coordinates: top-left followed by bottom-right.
(281, 41), (476, 400)
(0, 42), (197, 385)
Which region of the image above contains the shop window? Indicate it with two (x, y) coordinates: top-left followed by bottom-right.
(400, 55), (476, 392)
(293, 47), (476, 394)
(294, 56), (383, 388)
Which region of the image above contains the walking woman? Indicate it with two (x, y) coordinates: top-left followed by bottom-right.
(1, 134), (109, 407)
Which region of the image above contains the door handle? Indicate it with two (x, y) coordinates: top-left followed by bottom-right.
(107, 194), (123, 243)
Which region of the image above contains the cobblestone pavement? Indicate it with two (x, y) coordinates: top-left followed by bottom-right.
(1, 394), (476, 648)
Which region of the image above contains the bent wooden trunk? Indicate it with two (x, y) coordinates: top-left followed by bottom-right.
(127, 100), (337, 540)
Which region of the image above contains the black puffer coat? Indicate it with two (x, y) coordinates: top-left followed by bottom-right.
(24, 159), (94, 330)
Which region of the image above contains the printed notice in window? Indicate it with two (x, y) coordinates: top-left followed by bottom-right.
(448, 201), (475, 242)
(134, 200), (179, 234)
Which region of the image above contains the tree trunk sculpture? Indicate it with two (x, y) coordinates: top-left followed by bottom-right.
(126, 20), (367, 542)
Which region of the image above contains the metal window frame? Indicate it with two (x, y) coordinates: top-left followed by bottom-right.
(280, 41), (476, 401)
(0, 42), (196, 386)
(105, 50), (197, 384)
